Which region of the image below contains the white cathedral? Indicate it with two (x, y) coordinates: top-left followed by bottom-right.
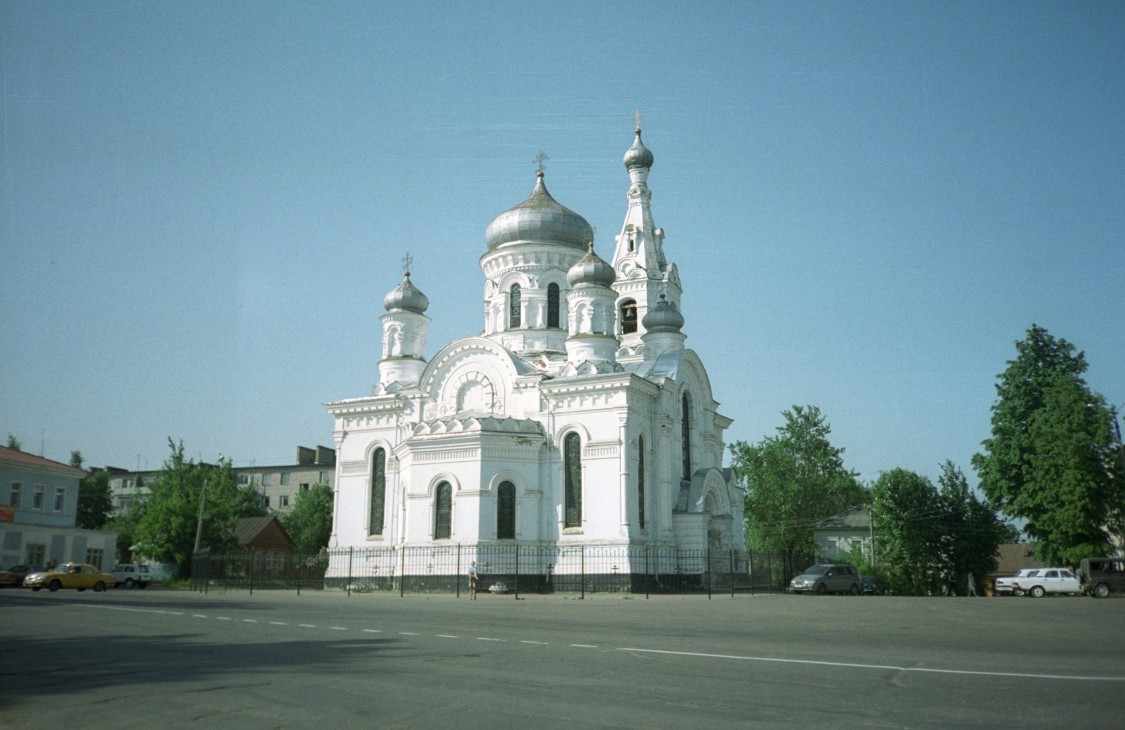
(325, 126), (743, 586)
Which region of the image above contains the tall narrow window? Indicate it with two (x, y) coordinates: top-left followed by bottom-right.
(564, 433), (582, 528)
(637, 435), (646, 530)
(681, 393), (692, 481)
(547, 283), (560, 328)
(369, 448), (386, 535)
(53, 487), (65, 513)
(434, 482), (452, 539)
(497, 481), (516, 539)
(620, 299), (638, 334)
(509, 283), (522, 328)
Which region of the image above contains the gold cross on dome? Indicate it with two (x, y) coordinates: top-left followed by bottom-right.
(533, 151), (549, 174)
(402, 251), (413, 276)
(634, 108), (644, 131)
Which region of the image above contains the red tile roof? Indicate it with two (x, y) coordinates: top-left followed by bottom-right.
(0, 445), (87, 477)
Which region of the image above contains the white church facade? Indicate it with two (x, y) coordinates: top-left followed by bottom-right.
(325, 126), (743, 590)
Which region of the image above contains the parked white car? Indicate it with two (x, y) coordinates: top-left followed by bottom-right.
(1013, 568), (1080, 597)
(995, 568), (1041, 596)
(111, 563), (153, 589)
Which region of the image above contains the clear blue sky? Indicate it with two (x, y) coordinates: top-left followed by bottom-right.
(3, 1), (1122, 485)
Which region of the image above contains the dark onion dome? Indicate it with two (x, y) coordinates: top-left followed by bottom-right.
(485, 171), (593, 251)
(567, 243), (616, 287)
(623, 128), (654, 170)
(641, 294), (684, 333)
(383, 272), (429, 313)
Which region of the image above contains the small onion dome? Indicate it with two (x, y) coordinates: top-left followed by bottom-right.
(642, 294), (684, 333)
(567, 243), (616, 287)
(383, 272), (429, 313)
(485, 171), (593, 251)
(623, 128), (654, 170)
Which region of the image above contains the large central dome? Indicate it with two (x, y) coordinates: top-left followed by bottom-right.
(485, 171), (593, 251)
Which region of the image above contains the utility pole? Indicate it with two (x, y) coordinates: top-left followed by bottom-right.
(193, 455), (223, 554)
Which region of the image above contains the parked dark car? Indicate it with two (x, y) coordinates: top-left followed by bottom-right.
(0, 565), (35, 588)
(861, 576), (881, 595)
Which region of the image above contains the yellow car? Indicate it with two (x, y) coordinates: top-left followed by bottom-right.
(23, 563), (116, 592)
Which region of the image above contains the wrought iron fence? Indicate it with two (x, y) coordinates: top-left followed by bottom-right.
(191, 544), (815, 597)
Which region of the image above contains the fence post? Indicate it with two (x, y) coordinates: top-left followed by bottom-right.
(248, 551), (255, 596)
(399, 547), (406, 598)
(297, 551), (302, 596)
(514, 543), (520, 600)
(347, 547), (354, 597)
(645, 546), (650, 600)
(456, 543), (461, 598)
(707, 544), (712, 600)
(730, 549), (735, 598)
(749, 546), (754, 596)
(580, 546), (585, 600)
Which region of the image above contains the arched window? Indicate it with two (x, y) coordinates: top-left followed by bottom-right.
(637, 435), (646, 530)
(547, 283), (560, 328)
(434, 482), (452, 539)
(681, 393), (692, 481)
(369, 448), (386, 535)
(564, 433), (582, 528)
(497, 481), (516, 539)
(509, 283), (522, 328)
(620, 299), (638, 334)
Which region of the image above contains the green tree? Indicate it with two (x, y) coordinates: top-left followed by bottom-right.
(936, 461), (1016, 593)
(105, 504), (146, 563)
(873, 465), (1016, 596)
(972, 325), (1121, 565)
(281, 484), (334, 554)
(730, 406), (866, 575)
(7, 434), (21, 450)
(134, 440), (265, 576)
(76, 468), (114, 530)
(871, 468), (946, 595)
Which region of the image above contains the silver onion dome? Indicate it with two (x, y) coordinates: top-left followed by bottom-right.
(567, 243), (616, 287)
(485, 171), (593, 251)
(641, 294), (684, 333)
(623, 128), (654, 170)
(383, 272), (429, 313)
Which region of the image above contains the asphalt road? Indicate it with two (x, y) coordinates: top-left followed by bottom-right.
(1, 588), (1122, 729)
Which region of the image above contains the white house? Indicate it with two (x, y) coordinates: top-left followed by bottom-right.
(325, 126), (742, 588)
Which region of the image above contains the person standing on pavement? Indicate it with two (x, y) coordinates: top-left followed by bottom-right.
(468, 561), (479, 600)
(967, 571), (978, 597)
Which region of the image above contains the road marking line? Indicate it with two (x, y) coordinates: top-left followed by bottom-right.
(192, 614), (207, 618)
(362, 629), (381, 634)
(477, 637), (504, 642)
(216, 617), (231, 621)
(616, 648), (1125, 682)
(521, 640), (549, 645)
(329, 626), (347, 631)
(298, 624), (316, 628)
(436, 634), (458, 638)
(571, 644), (598, 648)
(399, 632), (420, 636)
(269, 621), (287, 626)
(242, 619), (258, 623)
